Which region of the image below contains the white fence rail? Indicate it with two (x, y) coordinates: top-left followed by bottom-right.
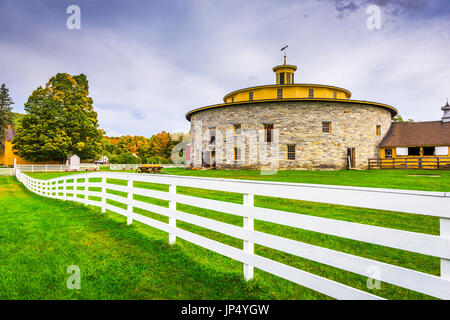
(15, 168), (450, 300)
(17, 164), (99, 173)
(0, 168), (14, 176)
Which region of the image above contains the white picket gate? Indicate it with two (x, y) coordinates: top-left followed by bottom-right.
(14, 168), (450, 300)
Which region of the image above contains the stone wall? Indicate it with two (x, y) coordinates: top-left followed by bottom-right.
(189, 101), (392, 170)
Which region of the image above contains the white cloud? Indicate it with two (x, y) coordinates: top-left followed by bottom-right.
(1, 0), (449, 137)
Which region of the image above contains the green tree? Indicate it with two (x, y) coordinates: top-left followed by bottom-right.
(13, 73), (103, 162)
(0, 84), (15, 151)
(393, 114), (414, 123)
(109, 152), (141, 164)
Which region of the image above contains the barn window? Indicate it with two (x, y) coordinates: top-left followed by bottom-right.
(309, 89), (314, 98)
(233, 124), (241, 135)
(277, 88), (283, 99)
(286, 73), (291, 84)
(385, 148), (393, 159)
(322, 121), (331, 133)
(376, 125), (381, 136)
(422, 147), (435, 156)
(209, 128), (216, 144)
(287, 145), (296, 160)
(234, 148), (241, 161)
(333, 91), (337, 99)
(408, 147), (420, 156)
(264, 123), (274, 143)
(231, 97), (234, 102)
(249, 92), (253, 101)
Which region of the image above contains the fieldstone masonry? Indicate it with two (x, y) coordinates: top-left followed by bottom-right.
(190, 101), (392, 170)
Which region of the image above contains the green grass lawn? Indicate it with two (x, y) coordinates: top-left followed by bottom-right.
(4, 168), (450, 299)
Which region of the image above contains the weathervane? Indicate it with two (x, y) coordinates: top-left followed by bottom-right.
(281, 45), (288, 64)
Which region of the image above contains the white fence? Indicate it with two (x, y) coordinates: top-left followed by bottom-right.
(16, 164), (100, 173)
(15, 168), (450, 300)
(0, 168), (14, 176)
(108, 164), (184, 171)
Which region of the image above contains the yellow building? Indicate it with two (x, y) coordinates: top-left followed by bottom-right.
(374, 102), (450, 169)
(0, 126), (56, 166)
(186, 55), (397, 170)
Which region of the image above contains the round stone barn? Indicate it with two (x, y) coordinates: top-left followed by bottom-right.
(186, 57), (397, 170)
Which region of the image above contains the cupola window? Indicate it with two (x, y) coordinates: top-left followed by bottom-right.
(279, 72), (285, 85)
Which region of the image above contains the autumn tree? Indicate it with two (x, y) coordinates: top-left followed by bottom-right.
(0, 84), (14, 151)
(13, 73), (103, 162)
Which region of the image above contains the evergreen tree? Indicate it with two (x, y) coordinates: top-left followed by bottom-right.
(0, 84), (14, 151)
(13, 73), (103, 162)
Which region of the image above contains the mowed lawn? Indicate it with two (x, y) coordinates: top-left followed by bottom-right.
(3, 168), (450, 299)
(0, 176), (280, 299)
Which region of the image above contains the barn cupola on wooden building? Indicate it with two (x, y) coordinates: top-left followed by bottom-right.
(442, 99), (450, 123)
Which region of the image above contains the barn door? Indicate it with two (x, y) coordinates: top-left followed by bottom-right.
(347, 147), (355, 169)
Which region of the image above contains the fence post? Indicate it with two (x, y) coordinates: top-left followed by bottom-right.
(13, 158), (16, 175)
(127, 177), (133, 225)
(73, 179), (77, 200)
(101, 176), (106, 213)
(169, 184), (177, 244)
(243, 193), (254, 281)
(63, 179), (67, 200)
(441, 217), (450, 280)
(84, 177), (88, 205)
(31, 165), (34, 173)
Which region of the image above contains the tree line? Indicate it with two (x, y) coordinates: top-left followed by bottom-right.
(0, 74), (186, 164)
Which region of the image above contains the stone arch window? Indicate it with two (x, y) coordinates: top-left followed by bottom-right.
(209, 127), (216, 144)
(287, 145), (296, 160)
(322, 121), (331, 133)
(376, 125), (381, 136)
(234, 147), (241, 161)
(263, 123), (274, 142)
(233, 124), (241, 135)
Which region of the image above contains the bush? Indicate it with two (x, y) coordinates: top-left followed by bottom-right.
(142, 156), (172, 164)
(109, 153), (141, 164)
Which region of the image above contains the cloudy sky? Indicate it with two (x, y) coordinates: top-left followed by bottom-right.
(1, 0), (449, 137)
